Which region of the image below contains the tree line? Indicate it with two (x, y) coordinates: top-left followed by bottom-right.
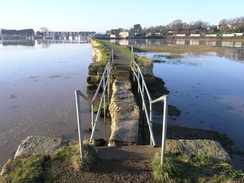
(138, 16), (244, 36)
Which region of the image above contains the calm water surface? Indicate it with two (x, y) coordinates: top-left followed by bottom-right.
(0, 40), (109, 168)
(112, 39), (244, 170)
(1, 39), (244, 170)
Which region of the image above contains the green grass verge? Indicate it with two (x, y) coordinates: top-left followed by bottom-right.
(152, 152), (244, 183)
(1, 142), (97, 183)
(99, 40), (153, 67)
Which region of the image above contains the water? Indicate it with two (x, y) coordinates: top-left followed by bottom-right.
(132, 41), (244, 170)
(140, 52), (244, 148)
(1, 38), (244, 170)
(0, 40), (109, 169)
(112, 38), (244, 170)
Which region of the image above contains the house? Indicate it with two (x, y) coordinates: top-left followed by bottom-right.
(205, 34), (217, 37)
(190, 29), (201, 34)
(119, 31), (129, 38)
(190, 34), (200, 37)
(222, 34), (234, 37)
(232, 33), (243, 36)
(154, 30), (162, 36)
(176, 34), (186, 37)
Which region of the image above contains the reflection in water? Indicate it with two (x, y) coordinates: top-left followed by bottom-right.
(111, 39), (244, 61)
(1, 40), (35, 46)
(138, 51), (244, 170)
(0, 38), (89, 47)
(0, 40), (106, 169)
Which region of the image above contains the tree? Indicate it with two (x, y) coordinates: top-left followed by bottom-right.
(219, 19), (228, 26)
(132, 24), (142, 33)
(40, 27), (49, 36)
(171, 20), (184, 33)
(193, 20), (209, 30)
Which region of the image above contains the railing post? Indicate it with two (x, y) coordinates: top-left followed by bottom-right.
(138, 73), (140, 93)
(103, 77), (106, 123)
(107, 63), (110, 103)
(142, 82), (145, 111)
(161, 95), (168, 165)
(91, 104), (94, 128)
(112, 47), (114, 62)
(74, 90), (84, 163)
(150, 102), (153, 145)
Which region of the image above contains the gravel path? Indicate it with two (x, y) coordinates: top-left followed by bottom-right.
(53, 159), (156, 183)
(52, 146), (158, 183)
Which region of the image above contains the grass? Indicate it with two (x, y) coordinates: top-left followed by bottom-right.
(100, 40), (153, 67)
(152, 152), (244, 183)
(1, 141), (97, 183)
(135, 44), (237, 55)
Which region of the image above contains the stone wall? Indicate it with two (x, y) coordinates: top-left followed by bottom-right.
(91, 39), (103, 63)
(109, 79), (139, 145)
(87, 65), (105, 90)
(87, 40), (104, 90)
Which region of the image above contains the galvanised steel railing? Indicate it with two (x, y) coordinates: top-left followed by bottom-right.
(74, 47), (113, 161)
(131, 46), (168, 164)
(75, 45), (168, 165)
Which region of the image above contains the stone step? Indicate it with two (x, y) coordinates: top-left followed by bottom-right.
(97, 140), (231, 162)
(116, 71), (130, 78)
(97, 145), (160, 160)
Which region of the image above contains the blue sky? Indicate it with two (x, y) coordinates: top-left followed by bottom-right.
(0, 0), (243, 33)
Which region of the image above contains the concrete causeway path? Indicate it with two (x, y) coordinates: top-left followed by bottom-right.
(113, 48), (131, 80)
(108, 48), (140, 145)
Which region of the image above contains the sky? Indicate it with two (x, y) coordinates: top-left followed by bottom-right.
(0, 0), (243, 33)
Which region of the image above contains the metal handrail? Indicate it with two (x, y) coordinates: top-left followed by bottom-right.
(75, 47), (113, 150)
(131, 47), (168, 154)
(75, 45), (168, 165)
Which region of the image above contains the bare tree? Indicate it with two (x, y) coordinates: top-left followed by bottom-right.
(40, 27), (49, 36)
(171, 19), (184, 32)
(193, 20), (209, 29)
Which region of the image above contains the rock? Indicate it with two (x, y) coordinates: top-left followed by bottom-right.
(87, 65), (105, 90)
(140, 66), (153, 76)
(110, 120), (139, 145)
(91, 39), (100, 47)
(109, 79), (139, 145)
(90, 40), (102, 63)
(166, 139), (231, 161)
(14, 136), (65, 158)
(92, 48), (102, 62)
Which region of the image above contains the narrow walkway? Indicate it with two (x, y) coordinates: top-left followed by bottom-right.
(108, 48), (140, 145)
(98, 145), (160, 160)
(113, 48), (131, 80)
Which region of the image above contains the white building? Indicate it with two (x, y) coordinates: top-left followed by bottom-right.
(119, 31), (129, 38)
(176, 34), (186, 37)
(119, 30), (135, 39)
(223, 34), (234, 37)
(205, 34), (217, 37)
(232, 33), (243, 36)
(190, 34), (200, 37)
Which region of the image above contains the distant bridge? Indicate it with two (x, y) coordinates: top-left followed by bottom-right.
(45, 31), (96, 40)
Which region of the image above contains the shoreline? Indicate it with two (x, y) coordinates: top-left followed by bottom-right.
(101, 37), (244, 42)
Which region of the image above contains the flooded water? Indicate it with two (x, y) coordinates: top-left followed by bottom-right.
(1, 38), (244, 170)
(0, 40), (110, 169)
(112, 39), (244, 170)
(140, 52), (244, 146)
